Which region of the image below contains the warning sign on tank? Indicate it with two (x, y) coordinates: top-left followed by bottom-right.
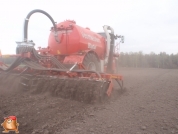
(88, 42), (96, 50)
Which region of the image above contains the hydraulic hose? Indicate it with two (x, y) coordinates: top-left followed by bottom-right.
(23, 9), (59, 43)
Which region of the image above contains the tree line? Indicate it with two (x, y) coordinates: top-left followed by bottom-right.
(117, 51), (178, 69)
(1, 51), (178, 69)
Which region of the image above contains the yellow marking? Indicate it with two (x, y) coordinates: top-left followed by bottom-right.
(110, 75), (122, 79)
(57, 50), (60, 54)
(111, 76), (118, 79)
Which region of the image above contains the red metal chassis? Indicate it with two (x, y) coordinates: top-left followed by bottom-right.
(0, 52), (123, 97)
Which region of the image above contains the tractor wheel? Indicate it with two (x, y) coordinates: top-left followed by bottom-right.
(83, 52), (101, 72)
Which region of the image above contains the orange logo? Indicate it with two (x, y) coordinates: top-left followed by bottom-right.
(1, 116), (19, 133)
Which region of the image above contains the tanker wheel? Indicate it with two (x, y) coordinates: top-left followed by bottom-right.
(83, 52), (101, 72)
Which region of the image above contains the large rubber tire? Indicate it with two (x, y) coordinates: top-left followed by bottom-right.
(83, 52), (101, 72)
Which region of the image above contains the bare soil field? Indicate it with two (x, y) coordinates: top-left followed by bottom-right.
(0, 67), (178, 134)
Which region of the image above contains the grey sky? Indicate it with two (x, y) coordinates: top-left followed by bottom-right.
(0, 0), (178, 54)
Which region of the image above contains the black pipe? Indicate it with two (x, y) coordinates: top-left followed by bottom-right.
(23, 9), (59, 43)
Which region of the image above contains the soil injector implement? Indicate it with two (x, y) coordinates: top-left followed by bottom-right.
(0, 9), (124, 103)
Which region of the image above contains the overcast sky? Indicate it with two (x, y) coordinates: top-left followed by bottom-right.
(0, 0), (178, 54)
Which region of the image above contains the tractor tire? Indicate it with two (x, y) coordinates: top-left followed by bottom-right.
(83, 52), (101, 72)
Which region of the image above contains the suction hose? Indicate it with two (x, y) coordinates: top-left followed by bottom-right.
(23, 9), (59, 43)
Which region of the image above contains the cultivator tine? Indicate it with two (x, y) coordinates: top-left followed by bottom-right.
(106, 80), (113, 96)
(19, 75), (31, 89)
(19, 75), (39, 90)
(98, 80), (111, 102)
(115, 79), (124, 90)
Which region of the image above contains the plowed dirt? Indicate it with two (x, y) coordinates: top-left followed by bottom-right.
(0, 68), (178, 134)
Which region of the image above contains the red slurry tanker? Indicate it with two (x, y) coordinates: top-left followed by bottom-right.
(0, 9), (124, 103)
